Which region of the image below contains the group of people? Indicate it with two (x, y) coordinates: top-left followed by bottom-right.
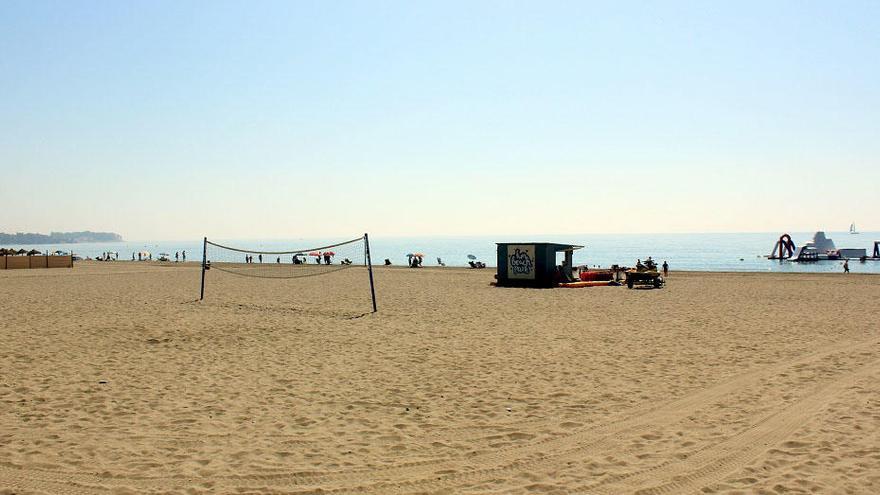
(242, 253), (352, 265)
(126, 251), (186, 262)
(383, 255), (484, 268)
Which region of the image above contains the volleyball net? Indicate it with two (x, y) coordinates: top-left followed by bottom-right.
(199, 234), (377, 312)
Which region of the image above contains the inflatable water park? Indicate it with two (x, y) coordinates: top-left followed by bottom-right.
(769, 231), (880, 262)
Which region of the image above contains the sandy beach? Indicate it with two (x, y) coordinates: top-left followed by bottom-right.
(1, 262), (878, 494)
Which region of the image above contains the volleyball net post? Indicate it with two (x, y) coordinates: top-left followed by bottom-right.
(200, 236), (207, 301)
(365, 232), (377, 313)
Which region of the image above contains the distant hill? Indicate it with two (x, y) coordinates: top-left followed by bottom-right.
(0, 231), (123, 244)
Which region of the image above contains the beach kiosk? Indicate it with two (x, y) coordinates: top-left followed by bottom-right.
(495, 242), (583, 288)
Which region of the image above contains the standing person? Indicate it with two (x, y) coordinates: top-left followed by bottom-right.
(276, 256), (280, 263)
(132, 252), (135, 261)
(323, 253), (331, 265)
(843, 259), (850, 273)
(662, 261), (669, 277)
(175, 252), (179, 262)
(258, 254), (263, 263)
(182, 250), (186, 262)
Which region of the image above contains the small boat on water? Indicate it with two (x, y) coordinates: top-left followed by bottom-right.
(790, 231), (838, 261)
(850, 222), (859, 234)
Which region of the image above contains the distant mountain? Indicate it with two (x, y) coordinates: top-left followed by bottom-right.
(0, 231), (123, 244)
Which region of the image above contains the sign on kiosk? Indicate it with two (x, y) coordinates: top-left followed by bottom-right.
(506, 244), (535, 280)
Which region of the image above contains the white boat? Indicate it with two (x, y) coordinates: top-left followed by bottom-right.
(788, 231), (866, 261)
(849, 222), (859, 234)
(805, 231), (836, 252)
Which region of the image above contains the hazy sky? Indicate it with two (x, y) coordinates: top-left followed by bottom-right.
(2, 1), (878, 240)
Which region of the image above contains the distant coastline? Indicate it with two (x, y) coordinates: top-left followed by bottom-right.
(0, 231), (123, 244)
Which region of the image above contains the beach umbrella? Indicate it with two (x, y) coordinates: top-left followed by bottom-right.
(323, 251), (335, 256)
(405, 253), (414, 257)
(17, 249), (27, 255)
(413, 252), (425, 257)
(308, 251), (321, 256)
(27, 249), (41, 256)
(467, 254), (477, 260)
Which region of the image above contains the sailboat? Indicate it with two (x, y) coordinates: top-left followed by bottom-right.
(849, 222), (859, 234)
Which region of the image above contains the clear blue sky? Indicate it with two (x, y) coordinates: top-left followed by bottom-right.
(2, 1), (878, 240)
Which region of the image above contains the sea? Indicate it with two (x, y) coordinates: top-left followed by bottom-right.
(6, 232), (880, 274)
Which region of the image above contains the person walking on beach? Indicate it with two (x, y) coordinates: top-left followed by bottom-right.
(258, 254), (263, 263)
(175, 252), (179, 262)
(182, 250), (186, 262)
(843, 259), (850, 273)
(662, 261), (668, 277)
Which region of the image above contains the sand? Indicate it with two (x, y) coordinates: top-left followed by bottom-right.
(1, 261), (879, 494)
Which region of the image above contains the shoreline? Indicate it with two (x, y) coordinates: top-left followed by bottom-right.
(24, 259), (880, 277)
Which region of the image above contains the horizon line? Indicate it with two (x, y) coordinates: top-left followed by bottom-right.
(92, 229), (880, 243)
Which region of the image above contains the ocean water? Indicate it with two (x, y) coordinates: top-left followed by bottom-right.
(5, 232), (880, 274)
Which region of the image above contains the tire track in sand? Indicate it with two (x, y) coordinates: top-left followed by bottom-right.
(322, 345), (879, 495)
(1, 338), (876, 494)
(577, 359), (880, 495)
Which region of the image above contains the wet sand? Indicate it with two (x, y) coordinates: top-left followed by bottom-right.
(1, 262), (879, 494)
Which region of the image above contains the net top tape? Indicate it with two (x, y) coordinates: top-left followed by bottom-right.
(206, 236), (365, 255)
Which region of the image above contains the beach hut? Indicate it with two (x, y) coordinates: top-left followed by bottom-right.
(495, 242), (583, 288)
